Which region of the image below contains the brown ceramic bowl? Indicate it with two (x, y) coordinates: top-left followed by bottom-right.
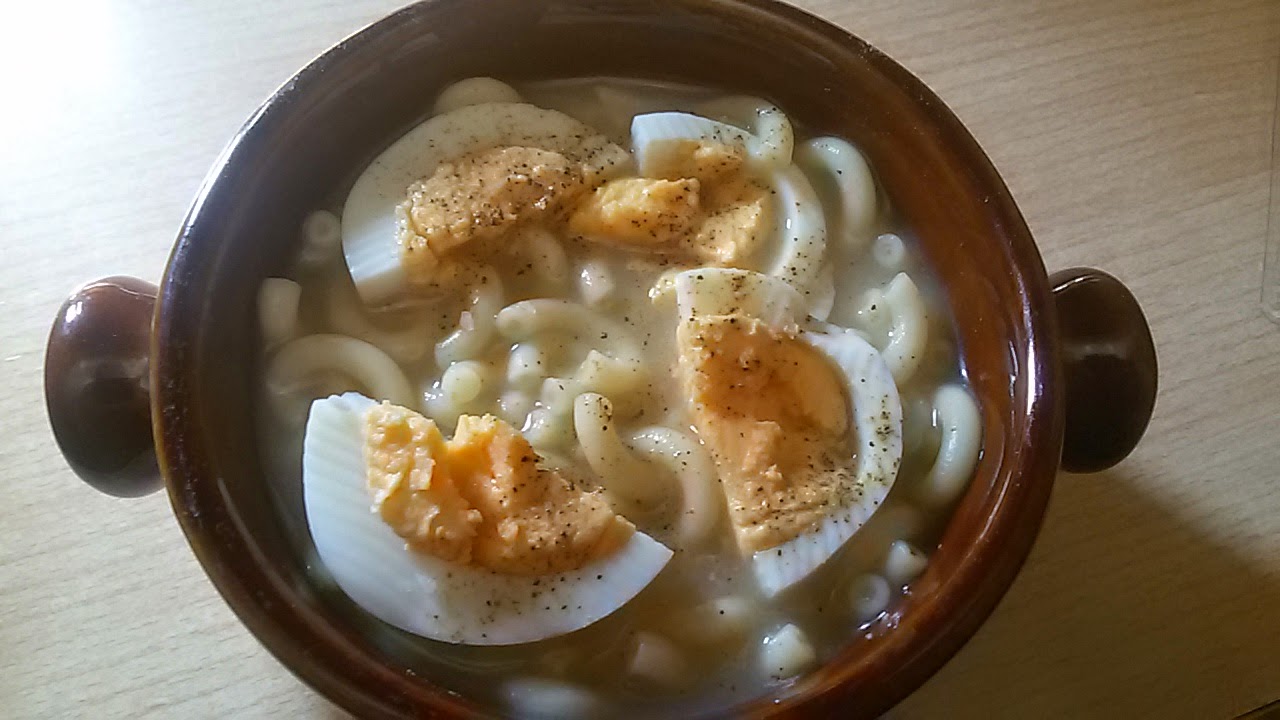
(43, 0), (1158, 717)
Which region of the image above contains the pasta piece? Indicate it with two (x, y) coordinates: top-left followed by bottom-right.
(522, 350), (646, 452)
(881, 272), (928, 385)
(698, 96), (794, 168)
(574, 350), (645, 401)
(626, 426), (723, 549)
(767, 164), (827, 297)
(258, 278), (301, 349)
(265, 334), (415, 423)
(901, 392), (937, 457)
(576, 257), (615, 307)
(662, 595), (755, 648)
(520, 377), (578, 451)
(917, 384), (983, 505)
(497, 389), (535, 427)
(849, 573), (891, 624)
(523, 404), (575, 452)
(500, 678), (600, 720)
(424, 360), (493, 429)
(883, 540), (928, 586)
(795, 137), (877, 255)
(297, 210), (342, 269)
(435, 266), (504, 367)
(441, 360), (490, 404)
(871, 233), (907, 271)
(573, 393), (665, 513)
(846, 286), (891, 348)
(507, 342), (551, 390)
(325, 272), (433, 364)
(626, 632), (688, 688)
(432, 77), (522, 115)
(759, 624), (816, 680)
(496, 299), (638, 358)
(518, 225), (571, 290)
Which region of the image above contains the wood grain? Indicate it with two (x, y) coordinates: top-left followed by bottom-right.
(1, 1), (1277, 718)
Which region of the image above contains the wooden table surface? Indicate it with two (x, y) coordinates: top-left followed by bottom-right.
(3, 1), (1278, 718)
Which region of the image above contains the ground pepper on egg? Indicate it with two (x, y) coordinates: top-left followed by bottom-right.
(675, 313), (861, 554)
(393, 138), (774, 289)
(569, 138), (773, 265)
(396, 146), (590, 290)
(363, 402), (634, 575)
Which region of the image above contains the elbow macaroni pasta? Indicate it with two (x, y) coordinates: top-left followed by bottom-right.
(574, 349), (645, 402)
(435, 266), (505, 367)
(266, 333), (415, 424)
(513, 225), (571, 292)
(918, 384), (982, 506)
(424, 360), (494, 429)
(794, 137), (877, 255)
(258, 278), (301, 349)
(767, 164), (828, 297)
(576, 256), (616, 307)
(326, 273), (433, 364)
(506, 341), (551, 390)
(495, 298), (643, 366)
(432, 77), (522, 115)
(572, 393), (665, 513)
(625, 425), (723, 549)
(298, 210), (342, 269)
(871, 233), (907, 271)
(881, 272), (928, 385)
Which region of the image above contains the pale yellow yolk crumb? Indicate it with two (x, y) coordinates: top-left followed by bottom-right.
(398, 146), (588, 288)
(364, 403), (634, 575)
(567, 177), (701, 248)
(567, 140), (771, 267)
(677, 315), (855, 554)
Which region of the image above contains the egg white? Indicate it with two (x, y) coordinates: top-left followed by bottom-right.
(674, 268), (903, 596)
(302, 392), (673, 645)
(630, 108), (795, 172)
(341, 102), (630, 305)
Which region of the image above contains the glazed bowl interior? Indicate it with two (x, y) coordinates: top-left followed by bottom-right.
(156, 0), (1060, 717)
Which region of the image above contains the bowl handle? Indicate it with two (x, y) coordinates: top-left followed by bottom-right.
(1050, 268), (1158, 473)
(44, 277), (163, 497)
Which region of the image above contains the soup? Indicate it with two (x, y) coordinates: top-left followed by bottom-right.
(256, 77), (982, 718)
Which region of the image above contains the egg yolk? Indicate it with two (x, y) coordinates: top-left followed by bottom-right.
(567, 177), (702, 248)
(568, 139), (771, 266)
(363, 403), (634, 575)
(397, 146), (589, 288)
(677, 315), (858, 554)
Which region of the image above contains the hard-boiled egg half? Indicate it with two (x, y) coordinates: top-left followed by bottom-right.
(630, 111), (829, 310)
(342, 99), (631, 305)
(673, 268), (902, 596)
(302, 392), (673, 645)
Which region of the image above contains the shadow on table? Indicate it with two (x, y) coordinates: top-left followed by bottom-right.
(896, 466), (1280, 720)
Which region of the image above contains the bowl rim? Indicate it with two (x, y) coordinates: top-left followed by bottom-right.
(152, 0), (1062, 717)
